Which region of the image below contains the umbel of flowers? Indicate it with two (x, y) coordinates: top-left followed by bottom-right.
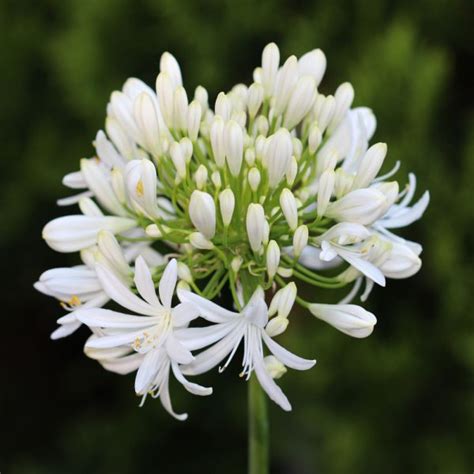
(36, 43), (428, 420)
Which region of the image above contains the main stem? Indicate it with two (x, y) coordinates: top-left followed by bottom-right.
(248, 374), (269, 474)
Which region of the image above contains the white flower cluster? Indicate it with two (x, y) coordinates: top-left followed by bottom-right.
(36, 43), (429, 419)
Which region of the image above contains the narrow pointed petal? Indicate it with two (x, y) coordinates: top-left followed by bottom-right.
(171, 362), (213, 396)
(172, 302), (200, 327)
(178, 289), (239, 323)
(165, 333), (194, 364)
(159, 259), (178, 308)
(262, 332), (316, 370)
(134, 256), (161, 307)
(158, 368), (188, 421)
(96, 264), (157, 316)
(76, 308), (156, 329)
(176, 321), (239, 351)
(135, 348), (163, 394)
(101, 353), (144, 375)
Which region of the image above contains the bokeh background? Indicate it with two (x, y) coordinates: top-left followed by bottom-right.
(1, 0), (473, 472)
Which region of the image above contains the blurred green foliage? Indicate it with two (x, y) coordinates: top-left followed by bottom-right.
(1, 0), (473, 473)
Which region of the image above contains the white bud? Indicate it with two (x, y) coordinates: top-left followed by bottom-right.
(231, 256), (243, 273)
(264, 128), (293, 187)
(248, 83), (264, 118)
(97, 230), (130, 275)
(263, 355), (287, 379)
(277, 282), (297, 318)
(316, 150), (338, 178)
(219, 188), (235, 226)
(169, 141), (187, 179)
(180, 137), (193, 163)
(246, 203), (265, 252)
(309, 303), (377, 338)
(286, 156), (298, 186)
(254, 115), (269, 136)
(308, 124), (322, 154)
(194, 86), (209, 112)
(325, 188), (387, 225)
(317, 169), (335, 216)
(265, 316), (289, 338)
(298, 49), (327, 86)
(266, 240), (280, 279)
(177, 262), (193, 283)
(133, 92), (162, 156)
(187, 100), (202, 141)
(327, 82), (354, 134)
(334, 168), (354, 199)
(177, 280), (191, 292)
(173, 86), (188, 131)
(352, 143), (387, 190)
(211, 171), (222, 189)
(380, 242), (422, 279)
(189, 190), (216, 239)
(111, 168), (126, 203)
(262, 220), (270, 245)
(277, 266), (293, 278)
(145, 224), (162, 238)
(293, 225), (308, 258)
(280, 188), (298, 231)
(245, 148), (256, 166)
(160, 52), (182, 88)
(292, 137), (303, 160)
(317, 95), (336, 133)
(210, 116), (226, 167)
(261, 42), (280, 97)
(248, 167), (261, 192)
(284, 75), (317, 129)
(155, 72), (174, 127)
(224, 120), (244, 176)
(189, 232), (214, 250)
(215, 92), (232, 121)
(274, 55), (298, 115)
(194, 165), (208, 190)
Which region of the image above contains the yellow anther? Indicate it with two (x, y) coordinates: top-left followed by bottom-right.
(136, 179), (144, 197)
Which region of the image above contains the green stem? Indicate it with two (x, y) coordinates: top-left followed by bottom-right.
(248, 374), (269, 474)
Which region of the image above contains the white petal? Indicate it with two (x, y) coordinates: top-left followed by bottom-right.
(165, 333), (194, 364)
(85, 328), (146, 349)
(134, 256), (161, 307)
(176, 321), (239, 351)
(261, 332), (316, 370)
(50, 321), (81, 340)
(178, 290), (239, 323)
(159, 259), (178, 308)
(76, 308), (156, 328)
(158, 368), (188, 421)
(96, 263), (157, 316)
(171, 362), (212, 396)
(338, 249), (386, 287)
(181, 321), (245, 375)
(101, 353), (144, 374)
(135, 348), (162, 394)
(172, 302), (200, 327)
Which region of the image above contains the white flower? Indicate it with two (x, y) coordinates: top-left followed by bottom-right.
(263, 129), (293, 188)
(246, 203), (266, 252)
(309, 303), (377, 338)
(76, 258), (212, 420)
(179, 287), (315, 411)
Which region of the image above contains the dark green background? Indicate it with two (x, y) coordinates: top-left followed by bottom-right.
(1, 0), (473, 472)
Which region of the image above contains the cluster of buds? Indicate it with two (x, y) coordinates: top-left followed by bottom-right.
(36, 43), (428, 418)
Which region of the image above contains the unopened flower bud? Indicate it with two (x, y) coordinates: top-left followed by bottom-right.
(261, 42), (280, 97)
(177, 262), (193, 283)
(293, 225), (308, 258)
(280, 188), (298, 231)
(246, 203), (265, 252)
(286, 156), (298, 186)
(211, 170), (222, 189)
(265, 316), (289, 337)
(263, 356), (287, 379)
(248, 83), (264, 118)
(352, 143), (387, 190)
(189, 191), (216, 239)
(224, 120), (244, 176)
(169, 141), (187, 179)
(210, 116), (226, 167)
(189, 232), (214, 250)
(231, 256), (243, 273)
(219, 188), (235, 226)
(264, 129), (293, 188)
(145, 224), (162, 238)
(317, 169), (335, 216)
(194, 165), (208, 189)
(247, 167), (261, 192)
(187, 100), (202, 141)
(266, 240), (280, 279)
(215, 92), (231, 121)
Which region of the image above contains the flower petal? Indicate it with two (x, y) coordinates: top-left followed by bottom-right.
(171, 361), (212, 396)
(165, 333), (194, 365)
(135, 348), (163, 394)
(262, 331), (316, 370)
(76, 308), (157, 329)
(159, 259), (178, 308)
(172, 302), (200, 327)
(134, 256), (161, 307)
(101, 353), (144, 375)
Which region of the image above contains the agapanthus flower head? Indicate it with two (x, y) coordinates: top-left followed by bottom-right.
(36, 42), (429, 418)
